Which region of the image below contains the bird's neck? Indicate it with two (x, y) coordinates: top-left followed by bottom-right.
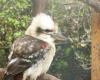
(36, 34), (55, 46)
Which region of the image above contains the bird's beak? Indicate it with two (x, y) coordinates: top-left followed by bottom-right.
(51, 33), (66, 44)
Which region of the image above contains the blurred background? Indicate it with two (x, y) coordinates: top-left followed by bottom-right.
(0, 0), (91, 80)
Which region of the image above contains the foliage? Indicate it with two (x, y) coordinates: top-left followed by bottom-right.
(0, 0), (32, 66)
(48, 0), (91, 80)
(0, 0), (91, 80)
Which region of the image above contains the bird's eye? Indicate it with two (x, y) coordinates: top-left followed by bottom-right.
(44, 29), (53, 32)
(37, 27), (43, 33)
(37, 27), (53, 33)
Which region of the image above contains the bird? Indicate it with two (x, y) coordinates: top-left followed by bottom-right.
(3, 13), (66, 80)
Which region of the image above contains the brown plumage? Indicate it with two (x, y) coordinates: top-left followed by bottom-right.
(4, 35), (51, 80)
(10, 35), (50, 59)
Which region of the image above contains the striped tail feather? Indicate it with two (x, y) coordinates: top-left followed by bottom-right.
(3, 74), (14, 80)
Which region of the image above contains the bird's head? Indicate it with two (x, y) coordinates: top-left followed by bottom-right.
(25, 13), (66, 44)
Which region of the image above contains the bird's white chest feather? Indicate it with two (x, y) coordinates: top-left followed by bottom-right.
(23, 45), (56, 80)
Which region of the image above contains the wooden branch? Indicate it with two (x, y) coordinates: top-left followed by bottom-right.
(0, 68), (5, 80)
(0, 68), (60, 80)
(37, 74), (60, 80)
(91, 12), (100, 80)
(80, 0), (100, 12)
(31, 0), (48, 16)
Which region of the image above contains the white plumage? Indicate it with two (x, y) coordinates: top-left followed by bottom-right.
(24, 13), (56, 80)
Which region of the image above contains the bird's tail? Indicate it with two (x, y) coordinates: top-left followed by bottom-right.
(3, 74), (14, 80)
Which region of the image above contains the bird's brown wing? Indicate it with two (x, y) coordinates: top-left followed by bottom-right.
(10, 35), (50, 59)
(6, 58), (32, 75)
(6, 35), (50, 76)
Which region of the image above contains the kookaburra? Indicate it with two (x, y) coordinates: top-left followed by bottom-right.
(3, 13), (66, 80)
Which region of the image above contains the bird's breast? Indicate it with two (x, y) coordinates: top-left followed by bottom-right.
(42, 46), (56, 72)
(23, 45), (56, 79)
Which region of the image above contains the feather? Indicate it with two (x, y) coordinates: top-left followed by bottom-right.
(3, 74), (14, 80)
(4, 35), (51, 80)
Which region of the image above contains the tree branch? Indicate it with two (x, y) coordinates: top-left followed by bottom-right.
(0, 68), (60, 80)
(31, 0), (48, 16)
(80, 0), (100, 12)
